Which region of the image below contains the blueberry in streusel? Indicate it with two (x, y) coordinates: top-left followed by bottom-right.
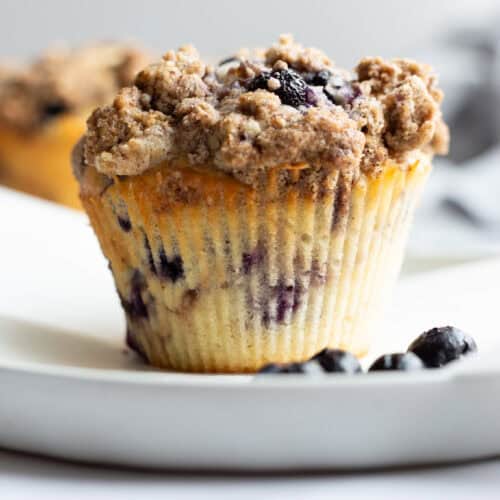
(324, 79), (361, 106)
(304, 69), (332, 87)
(247, 68), (310, 108)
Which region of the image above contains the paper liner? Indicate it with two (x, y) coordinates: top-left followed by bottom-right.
(81, 159), (430, 372)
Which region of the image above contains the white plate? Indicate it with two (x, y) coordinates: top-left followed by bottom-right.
(1, 187), (500, 471)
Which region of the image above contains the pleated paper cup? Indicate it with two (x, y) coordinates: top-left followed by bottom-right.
(79, 156), (430, 372)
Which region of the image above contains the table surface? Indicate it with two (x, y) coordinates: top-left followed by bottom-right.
(1, 449), (499, 500)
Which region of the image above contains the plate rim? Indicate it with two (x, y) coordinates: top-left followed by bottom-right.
(0, 353), (494, 389)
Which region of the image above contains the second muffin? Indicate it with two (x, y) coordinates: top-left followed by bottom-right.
(74, 35), (448, 372)
(0, 43), (150, 208)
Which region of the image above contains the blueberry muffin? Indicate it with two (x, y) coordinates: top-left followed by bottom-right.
(73, 35), (448, 372)
(0, 43), (150, 208)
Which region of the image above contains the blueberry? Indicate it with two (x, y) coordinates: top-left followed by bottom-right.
(41, 101), (68, 121)
(408, 326), (477, 368)
(259, 278), (304, 327)
(246, 71), (271, 92)
(275, 279), (303, 324)
(312, 348), (362, 373)
(143, 234), (157, 275)
(158, 248), (184, 282)
(258, 360), (323, 374)
(247, 69), (309, 108)
(272, 70), (309, 108)
(304, 69), (331, 86)
(369, 352), (424, 372)
(119, 270), (148, 319)
(258, 363), (282, 373)
(275, 282), (296, 323)
(300, 360), (326, 375)
(324, 80), (361, 107)
(117, 215), (132, 232)
(258, 362), (302, 374)
(241, 244), (265, 274)
(142, 237), (184, 282)
(261, 310), (271, 328)
(305, 87), (318, 106)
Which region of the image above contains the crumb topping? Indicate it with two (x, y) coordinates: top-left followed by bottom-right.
(0, 43), (151, 132)
(78, 35), (448, 186)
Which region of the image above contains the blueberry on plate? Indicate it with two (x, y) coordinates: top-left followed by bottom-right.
(258, 360), (323, 374)
(258, 362), (301, 374)
(311, 348), (363, 373)
(299, 360), (325, 375)
(408, 326), (477, 368)
(369, 352), (424, 372)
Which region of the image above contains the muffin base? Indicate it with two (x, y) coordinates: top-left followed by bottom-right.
(0, 114), (86, 209)
(81, 157), (430, 372)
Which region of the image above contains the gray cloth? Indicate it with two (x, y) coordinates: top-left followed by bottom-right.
(407, 18), (500, 262)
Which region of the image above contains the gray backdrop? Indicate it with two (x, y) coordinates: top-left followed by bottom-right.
(0, 0), (497, 66)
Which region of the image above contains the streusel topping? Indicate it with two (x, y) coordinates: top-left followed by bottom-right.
(79, 35), (448, 185)
(0, 43), (151, 132)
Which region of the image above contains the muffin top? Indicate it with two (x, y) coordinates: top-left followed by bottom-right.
(0, 42), (151, 132)
(78, 35), (449, 186)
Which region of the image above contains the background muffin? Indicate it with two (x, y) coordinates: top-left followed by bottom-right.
(74, 35), (448, 372)
(0, 43), (150, 208)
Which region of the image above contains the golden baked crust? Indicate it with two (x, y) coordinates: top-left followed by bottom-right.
(0, 42), (151, 132)
(78, 35), (448, 187)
